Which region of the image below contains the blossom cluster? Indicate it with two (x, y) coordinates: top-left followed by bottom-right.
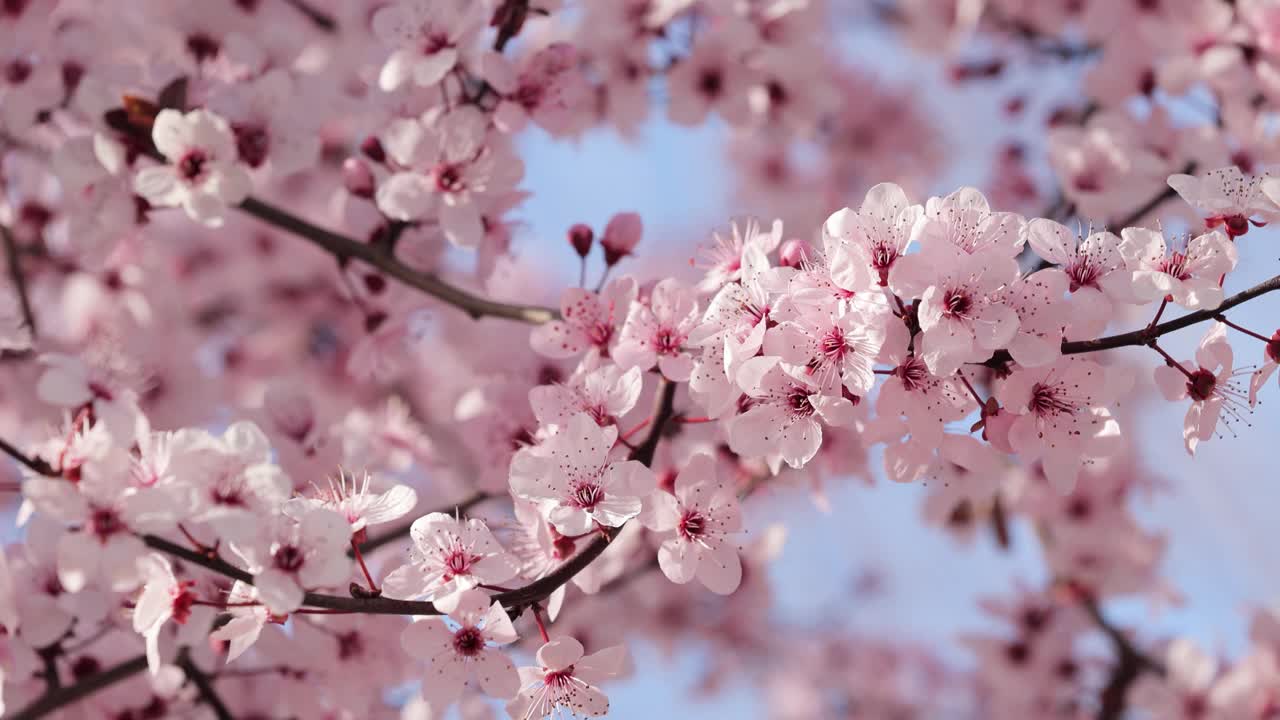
(1, 1), (1279, 719)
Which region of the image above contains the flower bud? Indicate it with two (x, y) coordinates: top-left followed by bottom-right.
(779, 238), (808, 268)
(568, 223), (593, 258)
(359, 136), (386, 164)
(342, 158), (375, 199)
(601, 211), (642, 266)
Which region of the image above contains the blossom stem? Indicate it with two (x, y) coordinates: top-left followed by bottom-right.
(1147, 342), (1195, 381)
(350, 539), (380, 594)
(619, 417), (651, 442)
(177, 523), (216, 556)
(1146, 297), (1168, 330)
(675, 415), (714, 424)
(282, 0), (337, 32)
(594, 265), (613, 293)
(955, 370), (985, 409)
(191, 600), (261, 608)
(1213, 314), (1273, 343)
(531, 604), (552, 643)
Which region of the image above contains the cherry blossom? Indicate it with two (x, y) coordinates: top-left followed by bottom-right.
(530, 278), (637, 360)
(228, 507), (352, 614)
(823, 182), (922, 289)
(529, 363), (644, 429)
(639, 453), (743, 594)
(1120, 228), (1238, 310)
(1026, 219), (1135, 339)
(507, 637), (629, 720)
(1172, 165), (1277, 237)
(729, 356), (858, 470)
(286, 469), (417, 541)
(509, 413), (656, 535)
(381, 513), (520, 612)
(1248, 330), (1280, 406)
(399, 588), (520, 708)
(133, 109), (252, 227)
(1154, 322), (1249, 455)
(371, 0), (485, 91)
(131, 554), (206, 675)
(615, 278), (702, 381)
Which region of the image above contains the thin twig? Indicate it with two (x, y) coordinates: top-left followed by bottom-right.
(0, 436), (56, 476)
(282, 0), (337, 31)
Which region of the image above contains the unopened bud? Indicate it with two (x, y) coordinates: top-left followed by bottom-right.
(779, 238), (808, 268)
(568, 223), (593, 258)
(342, 158), (375, 198)
(360, 136), (386, 164)
(601, 211), (642, 266)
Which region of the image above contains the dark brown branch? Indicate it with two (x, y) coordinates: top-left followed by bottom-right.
(985, 273), (1280, 368)
(1080, 596), (1165, 720)
(237, 198), (557, 325)
(282, 0), (336, 31)
(10, 654), (148, 720)
(2, 224), (37, 339)
(0, 436), (56, 477)
(177, 649), (233, 720)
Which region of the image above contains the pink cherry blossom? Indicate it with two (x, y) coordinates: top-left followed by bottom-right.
(286, 469), (417, 540)
(133, 109), (252, 227)
(1026, 219), (1136, 339)
(697, 216), (783, 292)
(506, 637), (629, 719)
(381, 513), (520, 612)
(824, 182), (923, 289)
(529, 362), (643, 429)
(131, 554), (206, 675)
(639, 453), (743, 594)
(615, 279), (702, 381)
(509, 413), (656, 535)
(763, 305), (885, 396)
(530, 278), (637, 360)
(400, 588), (520, 708)
(1120, 228), (1238, 310)
(1154, 322), (1249, 455)
(1174, 165), (1278, 237)
(376, 107), (524, 248)
(1247, 330), (1280, 406)
(483, 44), (591, 136)
(371, 0), (485, 91)
(729, 357), (857, 470)
(997, 357), (1125, 492)
(228, 507), (352, 614)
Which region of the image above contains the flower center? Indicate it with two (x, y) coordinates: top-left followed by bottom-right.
(943, 289), (972, 317)
(586, 322), (614, 348)
(422, 31), (451, 55)
(897, 358), (929, 392)
(4, 59), (30, 85)
(678, 510), (707, 541)
(1029, 383), (1074, 416)
(443, 549), (472, 578)
(91, 507), (124, 539)
(177, 150), (209, 183)
(171, 581), (196, 624)
(820, 327), (848, 360)
(452, 626), (485, 657)
(233, 124), (270, 168)
(871, 241), (898, 286)
(1159, 251), (1192, 281)
(545, 668), (575, 688)
(273, 545), (305, 572)
(337, 631), (363, 660)
(1065, 258), (1100, 291)
(570, 482), (604, 510)
(698, 69), (723, 97)
(434, 164), (464, 193)
(653, 327), (682, 355)
(186, 33), (220, 62)
(786, 386), (815, 417)
(1186, 368), (1217, 401)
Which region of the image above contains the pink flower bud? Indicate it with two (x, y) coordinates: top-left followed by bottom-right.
(568, 223), (593, 258)
(342, 158), (375, 199)
(601, 212), (642, 266)
(359, 136), (386, 164)
(779, 238), (808, 268)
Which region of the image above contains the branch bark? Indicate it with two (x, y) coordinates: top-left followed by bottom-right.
(177, 649), (233, 720)
(9, 654), (148, 720)
(236, 198), (558, 325)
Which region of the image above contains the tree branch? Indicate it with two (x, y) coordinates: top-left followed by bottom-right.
(985, 273), (1280, 368)
(177, 648), (233, 720)
(9, 654), (148, 720)
(0, 436), (56, 477)
(2, 224), (37, 339)
(282, 0), (336, 32)
(1079, 596), (1165, 720)
(236, 198), (558, 325)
